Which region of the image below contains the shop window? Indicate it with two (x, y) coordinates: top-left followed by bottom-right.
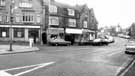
(14, 28), (24, 38)
(28, 29), (39, 38)
(59, 33), (64, 39)
(0, 27), (9, 37)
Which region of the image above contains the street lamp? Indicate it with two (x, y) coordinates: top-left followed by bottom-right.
(9, 0), (15, 51)
(9, 5), (13, 51)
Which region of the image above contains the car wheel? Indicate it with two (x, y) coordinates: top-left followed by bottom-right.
(67, 43), (71, 46)
(55, 44), (58, 46)
(125, 51), (135, 54)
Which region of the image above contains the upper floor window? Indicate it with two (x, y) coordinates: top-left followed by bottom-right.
(0, 15), (2, 21)
(0, 0), (5, 6)
(68, 19), (76, 27)
(49, 5), (57, 13)
(68, 9), (75, 16)
(15, 16), (21, 23)
(22, 13), (34, 23)
(19, 2), (32, 8)
(49, 16), (59, 25)
(83, 21), (88, 28)
(36, 15), (41, 23)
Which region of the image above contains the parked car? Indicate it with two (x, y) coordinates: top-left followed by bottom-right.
(125, 40), (135, 54)
(48, 37), (71, 46)
(92, 38), (102, 46)
(105, 35), (115, 43)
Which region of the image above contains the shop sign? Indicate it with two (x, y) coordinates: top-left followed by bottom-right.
(66, 28), (82, 34)
(47, 28), (64, 34)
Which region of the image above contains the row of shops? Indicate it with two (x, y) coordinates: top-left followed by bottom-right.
(46, 27), (96, 45)
(0, 25), (96, 45)
(0, 25), (41, 43)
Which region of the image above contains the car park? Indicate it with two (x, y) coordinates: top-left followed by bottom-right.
(125, 40), (135, 54)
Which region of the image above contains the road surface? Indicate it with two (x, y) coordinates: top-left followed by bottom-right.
(0, 37), (133, 76)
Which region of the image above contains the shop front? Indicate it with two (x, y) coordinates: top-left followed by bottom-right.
(0, 25), (41, 43)
(64, 29), (95, 45)
(65, 28), (83, 45)
(82, 29), (95, 41)
(47, 27), (64, 42)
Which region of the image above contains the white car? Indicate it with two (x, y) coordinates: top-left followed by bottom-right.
(105, 35), (115, 43)
(125, 40), (135, 54)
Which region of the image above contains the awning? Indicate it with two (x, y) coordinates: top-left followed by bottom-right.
(82, 29), (95, 33)
(66, 28), (82, 34)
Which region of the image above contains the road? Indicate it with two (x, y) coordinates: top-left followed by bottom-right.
(0, 37), (133, 76)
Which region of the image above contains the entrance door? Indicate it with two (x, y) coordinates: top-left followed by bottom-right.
(42, 32), (47, 44)
(28, 29), (39, 43)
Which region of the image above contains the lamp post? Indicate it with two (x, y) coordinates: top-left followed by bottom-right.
(9, 0), (14, 51)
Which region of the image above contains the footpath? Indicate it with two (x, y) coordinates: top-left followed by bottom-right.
(0, 44), (39, 55)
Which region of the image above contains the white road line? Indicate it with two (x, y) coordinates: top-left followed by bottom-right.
(14, 62), (54, 76)
(0, 71), (13, 76)
(107, 51), (123, 57)
(2, 63), (45, 71)
(119, 59), (135, 76)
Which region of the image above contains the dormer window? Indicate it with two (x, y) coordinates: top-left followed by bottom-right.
(49, 5), (57, 13)
(0, 0), (6, 6)
(68, 9), (75, 16)
(19, 2), (32, 8)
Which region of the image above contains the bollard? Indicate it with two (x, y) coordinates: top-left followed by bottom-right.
(29, 38), (34, 47)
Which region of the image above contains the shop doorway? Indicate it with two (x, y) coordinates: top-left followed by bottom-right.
(42, 32), (47, 44)
(29, 29), (39, 43)
(65, 34), (75, 45)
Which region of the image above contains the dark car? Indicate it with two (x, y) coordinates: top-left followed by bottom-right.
(125, 40), (135, 54)
(48, 37), (71, 46)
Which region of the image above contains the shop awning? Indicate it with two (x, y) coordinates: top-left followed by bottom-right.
(66, 28), (82, 34)
(82, 29), (95, 33)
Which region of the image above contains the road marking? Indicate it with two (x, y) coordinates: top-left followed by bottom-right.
(0, 71), (13, 76)
(14, 62), (54, 76)
(119, 59), (135, 76)
(2, 62), (49, 71)
(107, 51), (123, 57)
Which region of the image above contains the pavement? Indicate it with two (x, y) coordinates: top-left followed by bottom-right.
(0, 45), (39, 55)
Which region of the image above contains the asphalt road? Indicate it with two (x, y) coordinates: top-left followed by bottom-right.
(0, 37), (133, 76)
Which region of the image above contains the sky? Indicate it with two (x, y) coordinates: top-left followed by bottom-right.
(55, 0), (135, 28)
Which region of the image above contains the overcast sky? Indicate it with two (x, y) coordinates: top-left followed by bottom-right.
(55, 0), (135, 28)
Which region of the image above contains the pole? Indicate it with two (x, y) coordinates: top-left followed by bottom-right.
(9, 5), (13, 51)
